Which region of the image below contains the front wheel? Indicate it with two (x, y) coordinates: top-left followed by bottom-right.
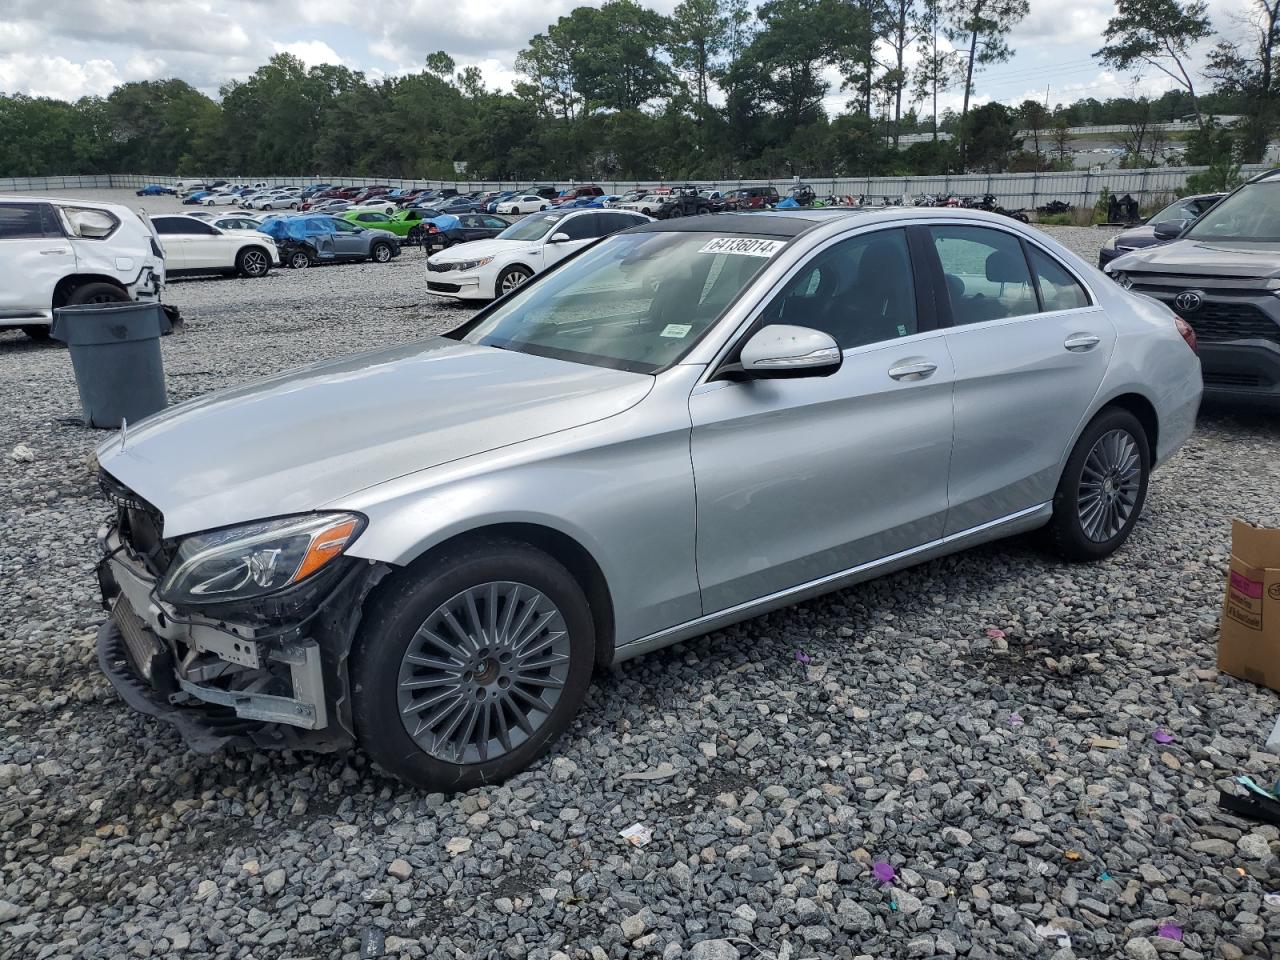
(287, 249), (312, 269)
(351, 539), (595, 790)
(371, 242), (393, 263)
(236, 247), (271, 278)
(496, 265), (532, 297)
(1044, 408), (1150, 561)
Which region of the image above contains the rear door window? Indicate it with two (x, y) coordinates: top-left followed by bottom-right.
(0, 203), (62, 239)
(558, 214), (600, 240)
(928, 226), (1037, 324)
(1028, 247), (1091, 311)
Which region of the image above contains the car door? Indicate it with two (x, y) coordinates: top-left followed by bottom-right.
(184, 219), (232, 269)
(689, 227), (955, 613)
(541, 213), (600, 269)
(151, 217), (193, 270)
(305, 219), (337, 260)
(0, 202), (72, 317)
(330, 218), (367, 257)
(923, 223), (1115, 534)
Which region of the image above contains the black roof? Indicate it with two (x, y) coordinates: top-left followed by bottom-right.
(629, 209), (867, 238)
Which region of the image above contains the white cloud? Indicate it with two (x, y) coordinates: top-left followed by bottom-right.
(271, 40), (346, 67)
(0, 53), (122, 99)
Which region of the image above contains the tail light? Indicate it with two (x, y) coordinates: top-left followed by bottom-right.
(427, 225), (438, 234)
(1174, 315), (1198, 354)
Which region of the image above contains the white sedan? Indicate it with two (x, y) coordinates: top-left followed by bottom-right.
(250, 193), (302, 211)
(203, 191), (244, 206)
(426, 208), (650, 301)
(496, 194), (553, 214)
(150, 215), (278, 278)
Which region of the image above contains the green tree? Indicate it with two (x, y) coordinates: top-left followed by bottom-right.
(912, 0), (960, 141)
(669, 0), (730, 117)
(961, 101), (1019, 170)
(1095, 0), (1212, 127)
(876, 0), (921, 146)
(1017, 98), (1049, 159)
(1206, 0), (1280, 160)
(944, 0), (1029, 164)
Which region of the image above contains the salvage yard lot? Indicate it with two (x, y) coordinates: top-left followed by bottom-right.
(2, 192), (1280, 958)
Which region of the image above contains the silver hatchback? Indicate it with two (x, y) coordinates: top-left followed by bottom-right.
(94, 209), (1202, 789)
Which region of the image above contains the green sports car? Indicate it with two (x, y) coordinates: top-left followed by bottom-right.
(339, 208), (438, 243)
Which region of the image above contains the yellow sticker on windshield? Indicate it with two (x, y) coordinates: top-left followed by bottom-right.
(660, 323), (693, 338)
(697, 237), (786, 257)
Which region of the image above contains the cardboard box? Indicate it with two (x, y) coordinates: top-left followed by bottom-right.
(1219, 519), (1280, 692)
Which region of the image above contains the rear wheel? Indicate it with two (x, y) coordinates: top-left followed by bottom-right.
(67, 282), (128, 306)
(21, 326), (51, 341)
(1044, 408), (1150, 561)
(236, 247), (271, 278)
(352, 539), (595, 790)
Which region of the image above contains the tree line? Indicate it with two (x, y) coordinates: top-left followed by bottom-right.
(0, 0), (1274, 181)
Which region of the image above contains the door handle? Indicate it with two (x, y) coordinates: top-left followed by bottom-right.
(887, 360), (938, 381)
(39, 249), (68, 255)
(1064, 334), (1100, 352)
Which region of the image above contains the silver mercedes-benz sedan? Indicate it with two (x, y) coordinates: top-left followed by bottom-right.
(94, 208), (1202, 789)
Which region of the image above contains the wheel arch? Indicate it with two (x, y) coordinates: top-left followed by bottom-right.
(52, 274), (128, 309)
(375, 522), (616, 672)
(1100, 391), (1159, 459)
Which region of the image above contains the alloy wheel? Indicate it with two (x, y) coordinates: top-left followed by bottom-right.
(374, 244), (392, 262)
(1077, 428), (1141, 542)
(242, 250), (269, 276)
(395, 582), (571, 763)
(500, 271), (529, 294)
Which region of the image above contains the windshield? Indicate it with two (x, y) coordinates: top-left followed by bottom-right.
(497, 214), (562, 242)
(1150, 198), (1203, 225)
(459, 231), (784, 373)
(1185, 182), (1280, 242)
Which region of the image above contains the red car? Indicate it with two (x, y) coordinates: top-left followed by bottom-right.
(551, 185), (604, 206)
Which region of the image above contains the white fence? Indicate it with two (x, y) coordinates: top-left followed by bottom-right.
(4, 167), (1272, 211)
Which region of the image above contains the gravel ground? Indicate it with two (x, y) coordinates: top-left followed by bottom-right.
(3, 191), (1280, 960)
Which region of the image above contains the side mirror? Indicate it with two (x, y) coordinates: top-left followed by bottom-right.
(721, 325), (842, 380)
(548, 232), (571, 244)
(1153, 218), (1189, 241)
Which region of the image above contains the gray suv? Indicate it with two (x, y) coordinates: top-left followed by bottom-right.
(1109, 169), (1280, 403)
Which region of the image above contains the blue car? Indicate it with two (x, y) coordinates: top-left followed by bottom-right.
(583, 195), (621, 208)
(182, 191), (211, 205)
(135, 184), (175, 197)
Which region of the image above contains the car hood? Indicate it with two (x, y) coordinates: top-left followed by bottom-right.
(433, 238), (533, 262)
(96, 338), (653, 538)
(1112, 238), (1280, 278)
(1113, 225), (1157, 248)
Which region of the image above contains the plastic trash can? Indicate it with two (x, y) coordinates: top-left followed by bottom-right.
(50, 301), (171, 429)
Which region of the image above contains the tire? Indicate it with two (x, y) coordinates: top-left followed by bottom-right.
(669, 207), (683, 218)
(495, 265), (532, 298)
(351, 538), (595, 790)
(67, 282), (128, 306)
(539, 205), (548, 211)
(1044, 407), (1150, 561)
(236, 247), (271, 278)
(21, 325), (51, 341)
(287, 250), (312, 269)
(371, 242), (393, 263)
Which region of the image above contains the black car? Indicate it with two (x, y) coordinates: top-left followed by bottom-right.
(1098, 193), (1226, 268)
(652, 187), (713, 219)
(425, 213), (514, 252)
(1108, 170), (1280, 403)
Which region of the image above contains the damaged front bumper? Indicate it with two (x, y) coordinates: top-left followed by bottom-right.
(96, 524), (388, 754)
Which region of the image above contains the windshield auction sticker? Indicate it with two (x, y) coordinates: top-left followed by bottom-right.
(697, 237), (786, 257)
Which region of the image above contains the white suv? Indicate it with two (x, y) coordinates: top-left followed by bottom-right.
(0, 197), (166, 341)
(151, 215), (278, 279)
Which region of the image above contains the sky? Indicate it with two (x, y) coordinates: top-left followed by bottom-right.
(0, 0), (1257, 116)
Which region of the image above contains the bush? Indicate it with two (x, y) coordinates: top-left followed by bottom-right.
(1036, 212), (1076, 226)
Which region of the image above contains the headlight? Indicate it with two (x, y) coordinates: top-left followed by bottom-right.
(1111, 271), (1133, 289)
(1102, 236), (1116, 251)
(453, 257), (494, 271)
(158, 513), (364, 605)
